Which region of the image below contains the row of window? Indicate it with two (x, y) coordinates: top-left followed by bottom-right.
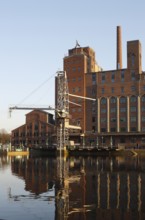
(100, 106), (145, 113)
(100, 127), (138, 132)
(101, 85), (139, 94)
(72, 87), (81, 93)
(66, 67), (82, 72)
(91, 126), (145, 133)
(89, 96), (145, 104)
(67, 76), (82, 82)
(101, 71), (136, 83)
(27, 124), (46, 130)
(71, 108), (82, 112)
(99, 116), (145, 123)
(13, 132), (50, 137)
(100, 96), (145, 104)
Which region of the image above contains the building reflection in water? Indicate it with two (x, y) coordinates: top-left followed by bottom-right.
(0, 156), (11, 170)
(9, 155), (145, 220)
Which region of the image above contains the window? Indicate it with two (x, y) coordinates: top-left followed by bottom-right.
(131, 53), (135, 66)
(101, 128), (106, 132)
(72, 88), (75, 93)
(131, 71), (135, 81)
(101, 108), (106, 113)
(142, 116), (145, 122)
(78, 87), (81, 92)
(111, 87), (114, 93)
(120, 127), (126, 132)
(120, 117), (126, 122)
(92, 107), (96, 113)
(131, 86), (136, 91)
(142, 127), (145, 131)
(143, 85), (145, 91)
(130, 106), (136, 112)
(76, 120), (81, 126)
(92, 117), (96, 122)
(111, 118), (116, 122)
(120, 107), (126, 112)
(111, 72), (115, 82)
(120, 97), (126, 103)
(111, 128), (116, 132)
(121, 87), (124, 93)
(77, 98), (81, 103)
(101, 118), (106, 123)
(72, 78), (76, 82)
(131, 127), (136, 132)
(141, 137), (145, 143)
(130, 96), (137, 102)
(121, 70), (124, 82)
(130, 116), (136, 122)
(78, 76), (82, 81)
(92, 100), (96, 106)
(92, 126), (96, 132)
(34, 123), (38, 130)
(142, 107), (145, 112)
(111, 97), (116, 103)
(111, 107), (116, 113)
(101, 73), (105, 83)
(142, 96), (145, 102)
(102, 88), (105, 94)
(92, 88), (95, 95)
(92, 73), (96, 85)
(101, 98), (107, 104)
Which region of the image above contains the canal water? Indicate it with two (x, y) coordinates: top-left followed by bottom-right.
(0, 154), (145, 220)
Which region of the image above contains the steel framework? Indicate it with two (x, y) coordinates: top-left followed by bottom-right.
(56, 71), (69, 150)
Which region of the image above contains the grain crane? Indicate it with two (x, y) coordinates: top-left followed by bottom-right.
(9, 71), (81, 152)
(9, 71), (96, 151)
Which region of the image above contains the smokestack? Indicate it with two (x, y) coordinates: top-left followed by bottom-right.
(116, 26), (122, 69)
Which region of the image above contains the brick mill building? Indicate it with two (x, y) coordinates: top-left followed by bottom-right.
(11, 26), (145, 149)
(11, 110), (55, 149)
(64, 26), (145, 148)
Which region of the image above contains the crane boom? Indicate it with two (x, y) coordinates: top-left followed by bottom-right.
(9, 105), (55, 118)
(69, 93), (96, 101)
(9, 105), (55, 111)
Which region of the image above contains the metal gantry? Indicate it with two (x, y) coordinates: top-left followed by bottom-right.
(9, 71), (71, 151)
(56, 71), (69, 150)
(9, 71), (95, 150)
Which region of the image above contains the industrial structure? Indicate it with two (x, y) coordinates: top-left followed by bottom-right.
(10, 110), (55, 149)
(11, 26), (145, 149)
(10, 71), (82, 150)
(64, 26), (145, 148)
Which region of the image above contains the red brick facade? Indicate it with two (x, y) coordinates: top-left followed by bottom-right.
(11, 110), (55, 149)
(63, 28), (145, 148)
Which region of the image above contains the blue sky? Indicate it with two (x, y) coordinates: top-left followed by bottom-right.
(1, 0), (145, 133)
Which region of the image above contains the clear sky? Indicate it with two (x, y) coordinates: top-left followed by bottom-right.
(1, 0), (145, 133)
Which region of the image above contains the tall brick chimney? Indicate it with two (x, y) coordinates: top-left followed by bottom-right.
(116, 26), (122, 69)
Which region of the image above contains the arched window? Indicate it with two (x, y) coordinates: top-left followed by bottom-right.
(130, 96), (137, 103)
(101, 98), (107, 104)
(110, 97), (116, 104)
(142, 95), (145, 102)
(120, 96), (126, 104)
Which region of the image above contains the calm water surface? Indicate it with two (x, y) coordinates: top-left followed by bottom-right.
(0, 154), (145, 220)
